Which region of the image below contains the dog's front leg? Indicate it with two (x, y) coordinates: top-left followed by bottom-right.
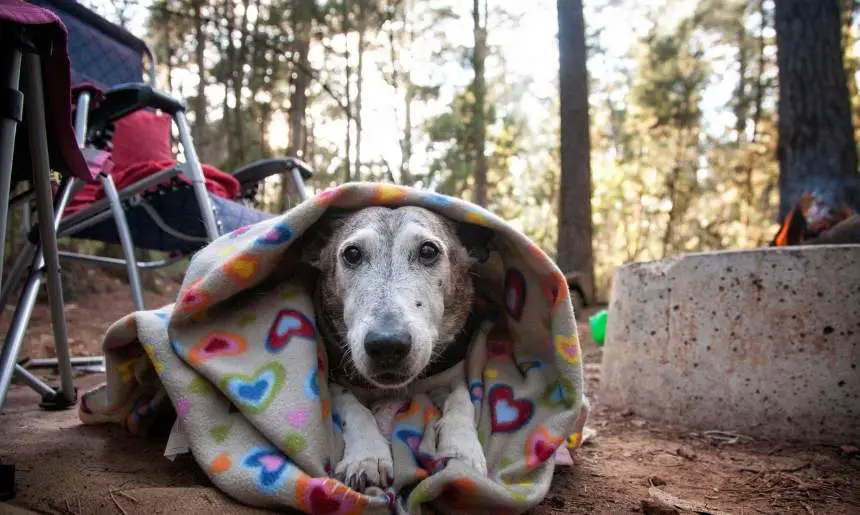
(331, 384), (394, 491)
(435, 382), (488, 475)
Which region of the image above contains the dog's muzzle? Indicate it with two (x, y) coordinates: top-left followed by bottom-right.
(363, 320), (412, 384)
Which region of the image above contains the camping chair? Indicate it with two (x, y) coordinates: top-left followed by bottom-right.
(0, 0), (96, 409)
(0, 0), (312, 409)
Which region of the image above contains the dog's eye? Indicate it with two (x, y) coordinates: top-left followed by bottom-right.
(342, 245), (363, 266)
(418, 242), (440, 265)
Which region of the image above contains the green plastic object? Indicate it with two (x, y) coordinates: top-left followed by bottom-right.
(589, 309), (608, 347)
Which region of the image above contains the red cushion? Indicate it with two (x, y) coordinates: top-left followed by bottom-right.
(110, 110), (173, 170)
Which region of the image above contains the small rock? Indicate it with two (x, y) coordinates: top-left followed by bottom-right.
(640, 499), (680, 515)
(621, 408), (636, 417)
(676, 446), (697, 460)
(631, 419), (647, 428)
(648, 476), (667, 487)
(840, 445), (859, 456)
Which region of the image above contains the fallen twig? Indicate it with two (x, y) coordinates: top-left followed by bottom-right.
(109, 490), (129, 515)
(115, 490), (138, 503)
(648, 485), (732, 515)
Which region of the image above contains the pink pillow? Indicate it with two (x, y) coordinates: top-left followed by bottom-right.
(110, 110), (173, 170)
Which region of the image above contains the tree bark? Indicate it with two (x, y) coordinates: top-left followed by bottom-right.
(556, 0), (595, 299)
(343, 0), (353, 182)
(285, 0), (312, 205)
(470, 0), (488, 206)
(775, 0), (860, 220)
(192, 0), (207, 147)
(355, 0), (366, 181)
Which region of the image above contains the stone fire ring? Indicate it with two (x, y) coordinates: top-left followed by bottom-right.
(599, 244), (860, 444)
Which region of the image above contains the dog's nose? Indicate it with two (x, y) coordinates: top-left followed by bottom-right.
(364, 329), (412, 362)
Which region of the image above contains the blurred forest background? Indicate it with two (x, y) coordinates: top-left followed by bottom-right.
(76, 0), (860, 299)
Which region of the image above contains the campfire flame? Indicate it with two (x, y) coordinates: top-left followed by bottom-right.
(772, 193), (857, 247)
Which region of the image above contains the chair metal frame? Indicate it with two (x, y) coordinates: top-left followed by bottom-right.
(0, 30), (78, 408)
(0, 2), (312, 409)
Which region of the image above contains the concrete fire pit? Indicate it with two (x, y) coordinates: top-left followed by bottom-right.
(600, 245), (860, 444)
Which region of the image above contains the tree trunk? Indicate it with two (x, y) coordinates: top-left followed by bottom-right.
(355, 2), (366, 182)
(343, 0), (353, 182)
(775, 0), (860, 220)
(285, 0), (312, 205)
(192, 0), (206, 147)
(470, 0), (488, 206)
(556, 0), (595, 300)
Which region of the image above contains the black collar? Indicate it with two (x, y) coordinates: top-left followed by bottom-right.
(422, 308), (484, 377)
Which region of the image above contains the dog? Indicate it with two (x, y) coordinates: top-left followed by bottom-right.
(300, 205), (493, 491)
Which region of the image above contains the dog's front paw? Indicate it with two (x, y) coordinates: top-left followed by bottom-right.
(436, 415), (488, 476)
(334, 452), (394, 491)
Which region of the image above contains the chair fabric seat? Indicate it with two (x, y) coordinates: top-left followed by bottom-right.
(68, 187), (273, 254)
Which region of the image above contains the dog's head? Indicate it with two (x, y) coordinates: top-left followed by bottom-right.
(301, 206), (493, 389)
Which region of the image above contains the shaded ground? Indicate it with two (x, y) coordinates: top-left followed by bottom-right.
(1, 277), (859, 514)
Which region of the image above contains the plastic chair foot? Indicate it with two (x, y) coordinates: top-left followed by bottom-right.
(38, 387), (77, 411)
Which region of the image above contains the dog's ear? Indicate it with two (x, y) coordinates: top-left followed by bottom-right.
(454, 221), (496, 264)
(298, 208), (351, 269)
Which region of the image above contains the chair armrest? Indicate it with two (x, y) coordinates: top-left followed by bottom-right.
(88, 83), (186, 129)
(232, 157), (314, 185)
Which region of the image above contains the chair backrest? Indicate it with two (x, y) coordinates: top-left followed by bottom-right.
(27, 0), (154, 89)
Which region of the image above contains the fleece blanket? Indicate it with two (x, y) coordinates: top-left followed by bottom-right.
(79, 182), (589, 514)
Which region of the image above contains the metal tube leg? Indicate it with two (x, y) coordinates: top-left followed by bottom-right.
(14, 364), (55, 398)
(290, 167), (309, 201)
(174, 111), (219, 240)
(0, 265), (46, 407)
(73, 92), (90, 147)
(0, 48), (24, 296)
(101, 173), (145, 311)
(22, 53), (75, 406)
(0, 241), (36, 314)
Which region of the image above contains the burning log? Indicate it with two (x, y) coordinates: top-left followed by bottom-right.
(771, 192), (860, 246)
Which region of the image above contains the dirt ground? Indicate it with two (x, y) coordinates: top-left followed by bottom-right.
(1, 276), (859, 514)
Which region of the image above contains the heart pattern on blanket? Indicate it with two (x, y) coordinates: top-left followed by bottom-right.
(394, 426), (435, 470)
(176, 282), (210, 313)
(489, 384), (534, 433)
(524, 425), (565, 470)
(373, 183), (408, 204)
(517, 359), (545, 375)
(314, 186), (344, 206)
(468, 381), (484, 403)
(542, 271), (568, 309)
(222, 362), (286, 414)
(242, 447), (293, 493)
(223, 253), (259, 284)
(304, 369), (320, 400)
(255, 223), (293, 246)
(266, 309), (316, 353)
(504, 268), (527, 321)
(295, 477), (367, 515)
(189, 332), (247, 365)
(540, 377), (576, 408)
(554, 333), (581, 365)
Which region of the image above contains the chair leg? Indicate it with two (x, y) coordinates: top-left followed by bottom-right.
(0, 48), (24, 297)
(0, 241), (36, 317)
(100, 173), (145, 311)
(174, 111), (220, 241)
(290, 167), (309, 202)
(0, 255), (49, 407)
(20, 53), (74, 408)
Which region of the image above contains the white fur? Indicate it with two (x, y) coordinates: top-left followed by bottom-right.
(331, 384), (394, 490)
(434, 382), (487, 475)
(335, 221), (448, 388)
